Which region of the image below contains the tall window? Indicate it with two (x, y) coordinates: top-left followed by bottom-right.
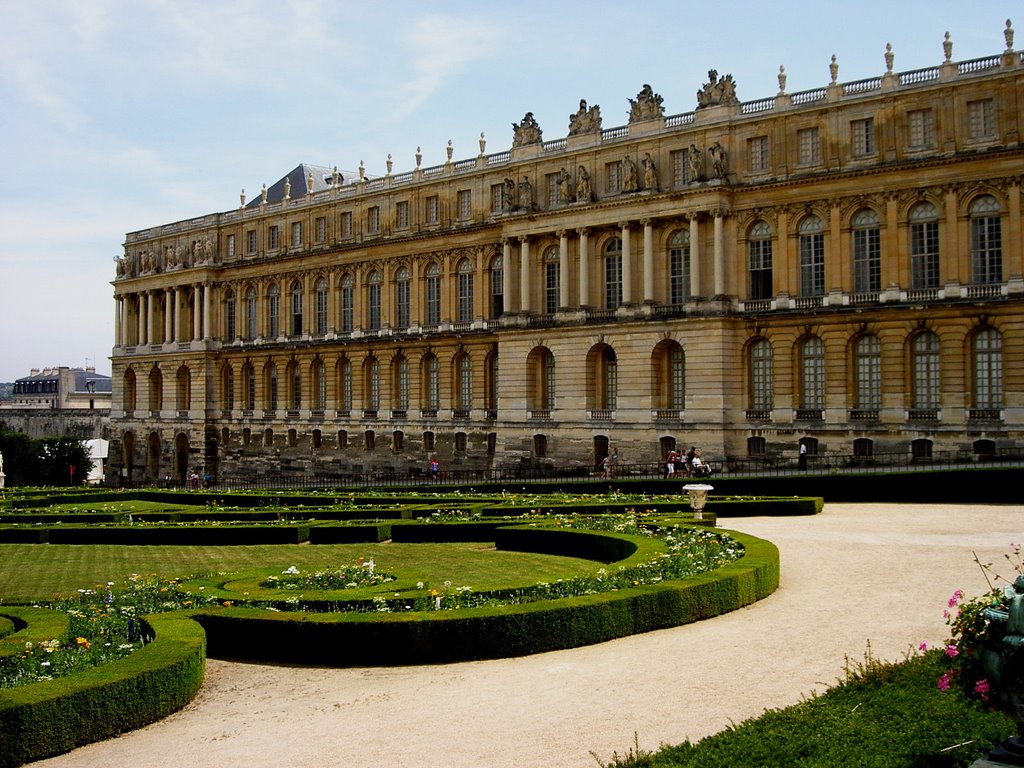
(542, 350), (555, 410)
(339, 358), (352, 411)
(973, 328), (1002, 410)
(799, 215), (825, 297)
(367, 206), (380, 235)
(424, 354), (439, 410)
(671, 149), (687, 188)
(367, 270), (382, 330)
(246, 230), (257, 255)
(668, 229), (690, 306)
(967, 99), (995, 140)
(266, 363), (278, 410)
(457, 189), (472, 221)
(315, 216), (327, 244)
(244, 364), (255, 411)
(456, 353), (473, 411)
(530, 347), (556, 412)
(604, 238), (622, 309)
(797, 127), (820, 166)
(747, 136), (769, 172)
(602, 348), (617, 410)
(394, 355), (409, 411)
(395, 266), (410, 329)
(425, 195), (439, 225)
(854, 334), (881, 410)
(489, 254), (504, 318)
(800, 336), (825, 410)
(908, 109), (935, 149)
(851, 117), (875, 157)
(365, 357), (380, 410)
(654, 342), (685, 410)
(425, 263), (441, 326)
(605, 161), (622, 194)
(267, 283), (280, 338)
(750, 338), (773, 411)
(491, 183), (505, 213)
(912, 332), (940, 410)
(222, 365), (234, 411)
(291, 221), (302, 248)
(314, 277), (328, 335)
(290, 280), (303, 335)
(909, 202), (940, 289)
(227, 234), (236, 258)
(291, 363), (301, 410)
(340, 274), (354, 333)
(340, 211), (353, 239)
(486, 352), (499, 415)
(312, 359), (326, 411)
(457, 258), (474, 323)
(852, 208), (881, 293)
(245, 287), (257, 340)
(268, 225), (280, 250)
(970, 195), (1002, 285)
(395, 200), (409, 230)
(544, 246), (560, 315)
(748, 221), (773, 300)
(224, 290), (236, 340)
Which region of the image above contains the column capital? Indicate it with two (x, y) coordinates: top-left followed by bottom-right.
(556, 229), (568, 239)
(618, 220), (632, 231)
(640, 218), (653, 228)
(576, 227), (590, 237)
(518, 235), (530, 244)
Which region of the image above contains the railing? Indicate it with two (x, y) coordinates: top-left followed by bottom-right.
(745, 409), (772, 421)
(741, 299), (772, 313)
(528, 409), (552, 421)
(587, 409), (614, 421)
(842, 77), (881, 95)
(542, 138), (567, 153)
(967, 284), (1002, 299)
(907, 408), (939, 421)
(390, 409), (408, 420)
(790, 87), (827, 106)
(958, 55), (1002, 75)
(795, 409), (823, 421)
(452, 408), (470, 420)
(968, 408), (1002, 421)
(741, 98), (775, 114)
(601, 125), (629, 141)
(794, 296), (825, 310)
(664, 112), (694, 128)
(905, 288), (939, 302)
(850, 292), (879, 305)
(652, 409), (682, 422)
(849, 408), (880, 421)
(899, 66), (940, 86)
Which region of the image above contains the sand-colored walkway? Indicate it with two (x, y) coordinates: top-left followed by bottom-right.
(31, 503), (1023, 768)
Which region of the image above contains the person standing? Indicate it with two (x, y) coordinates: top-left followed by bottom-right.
(799, 442), (808, 471)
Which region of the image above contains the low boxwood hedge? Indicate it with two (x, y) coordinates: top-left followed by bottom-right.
(43, 525), (311, 546)
(0, 609), (70, 661)
(0, 611), (206, 768)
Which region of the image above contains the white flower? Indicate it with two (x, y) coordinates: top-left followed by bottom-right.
(283, 565), (299, 575)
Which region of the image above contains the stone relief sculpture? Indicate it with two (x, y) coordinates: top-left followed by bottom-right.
(710, 141), (729, 179)
(629, 84), (665, 122)
(696, 69), (739, 109)
(260, 184), (268, 205)
(518, 176), (535, 211)
(622, 155), (639, 193)
(642, 152), (658, 192)
(115, 256), (127, 278)
(165, 245), (178, 270)
(204, 237), (214, 263)
(576, 165), (592, 203)
(687, 144), (704, 182)
(568, 99), (602, 136)
(557, 167), (574, 203)
(502, 177), (517, 213)
(512, 112), (543, 148)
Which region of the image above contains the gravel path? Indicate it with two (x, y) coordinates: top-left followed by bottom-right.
(30, 503), (1023, 768)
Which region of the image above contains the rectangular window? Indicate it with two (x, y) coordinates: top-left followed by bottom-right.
(268, 225), (280, 250)
(545, 261), (559, 315)
(546, 173), (561, 207)
(368, 284), (381, 330)
(853, 228), (881, 293)
(268, 291), (279, 338)
(967, 99), (995, 139)
(226, 234), (236, 257)
(395, 200), (409, 230)
(457, 189), (472, 221)
(908, 109), (935, 149)
(605, 161), (622, 194)
(246, 230), (257, 255)
(671, 149), (687, 188)
(425, 195), (440, 224)
(910, 220), (940, 289)
(291, 221), (302, 248)
(367, 206), (380, 234)
(340, 211), (353, 239)
(315, 216), (327, 244)
(851, 118), (875, 157)
(490, 184), (505, 214)
(747, 136), (769, 172)
(426, 276), (441, 326)
(800, 233), (825, 296)
(797, 127), (820, 166)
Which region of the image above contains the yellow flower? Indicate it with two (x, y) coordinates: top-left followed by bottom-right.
(76, 637), (91, 650)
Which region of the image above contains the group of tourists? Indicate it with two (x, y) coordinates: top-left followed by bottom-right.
(664, 446), (712, 478)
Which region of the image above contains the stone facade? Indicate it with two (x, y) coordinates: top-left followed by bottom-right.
(110, 28), (1024, 484)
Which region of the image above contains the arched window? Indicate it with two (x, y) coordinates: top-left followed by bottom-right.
(911, 332), (940, 411)
(970, 195), (1002, 284)
(747, 436), (766, 456)
(224, 289), (236, 340)
(244, 286), (257, 340)
(749, 339), (773, 412)
(588, 345), (617, 413)
(367, 270), (382, 330)
(221, 364), (234, 412)
(909, 202), (940, 290)
(799, 336), (824, 412)
(393, 354), (409, 412)
(365, 356), (380, 412)
(311, 359), (326, 411)
(176, 365), (191, 412)
(263, 428), (274, 447)
(652, 340), (685, 411)
(911, 438), (933, 461)
(340, 274), (354, 333)
(148, 366), (163, 412)
(265, 362), (278, 411)
(533, 434), (547, 458)
(266, 283), (280, 339)
(338, 429), (348, 449)
(799, 215), (825, 297)
(668, 229), (690, 306)
(423, 430), (435, 452)
(485, 350), (499, 416)
(395, 266), (410, 330)
(242, 363), (255, 411)
(314, 277), (328, 335)
(852, 208), (881, 294)
(290, 280), (303, 336)
(854, 334), (881, 411)
(393, 430), (404, 451)
(424, 262), (441, 326)
(454, 431), (468, 453)
(973, 327), (1002, 411)
(123, 368), (137, 412)
(748, 221), (773, 300)
(455, 352), (473, 412)
(853, 437), (873, 458)
(338, 357), (352, 412)
(528, 347), (555, 413)
(423, 354), (440, 412)
(457, 258), (474, 323)
(543, 246), (560, 316)
(288, 360), (301, 411)
(604, 238), (622, 309)
(489, 254), (504, 319)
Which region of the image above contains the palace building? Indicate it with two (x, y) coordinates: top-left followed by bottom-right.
(109, 24), (1023, 484)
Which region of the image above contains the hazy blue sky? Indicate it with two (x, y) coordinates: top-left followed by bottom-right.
(0, 1), (1017, 381)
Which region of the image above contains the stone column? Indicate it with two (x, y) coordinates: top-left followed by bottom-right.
(114, 297), (122, 347)
(620, 222), (633, 304)
(164, 289), (174, 343)
(578, 228), (590, 307)
(558, 230), (570, 309)
(713, 210), (725, 297)
(175, 287), (184, 342)
(192, 285), (202, 341)
(502, 239), (514, 315)
(642, 219), (654, 303)
(147, 292), (156, 344)
(519, 236), (531, 313)
(137, 293), (146, 345)
(203, 283), (212, 339)
(689, 216), (701, 298)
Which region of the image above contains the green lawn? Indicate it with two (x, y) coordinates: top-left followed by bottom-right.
(0, 543), (602, 603)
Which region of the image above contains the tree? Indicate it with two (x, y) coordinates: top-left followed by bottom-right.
(0, 426), (93, 486)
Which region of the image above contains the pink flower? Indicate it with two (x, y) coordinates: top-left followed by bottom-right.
(937, 673), (951, 691)
(974, 678), (990, 697)
(944, 644), (960, 658)
(943, 609), (950, 619)
(947, 589), (964, 608)
(918, 642), (928, 651)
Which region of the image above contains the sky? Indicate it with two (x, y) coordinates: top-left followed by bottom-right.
(0, 0), (1018, 382)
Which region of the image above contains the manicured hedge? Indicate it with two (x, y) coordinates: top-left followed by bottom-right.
(0, 611), (206, 768)
(0, 609), (70, 660)
(496, 526), (640, 562)
(43, 525), (311, 546)
(390, 520), (506, 543)
(190, 528), (777, 666)
(0, 618), (13, 641)
(307, 523), (391, 544)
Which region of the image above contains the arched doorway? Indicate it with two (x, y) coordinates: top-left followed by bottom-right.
(122, 430), (136, 487)
(174, 433), (190, 481)
(146, 432), (161, 483)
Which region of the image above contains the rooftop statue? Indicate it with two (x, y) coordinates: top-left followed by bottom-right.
(696, 69), (739, 109)
(512, 112), (543, 148)
(629, 84), (664, 122)
(568, 99), (602, 136)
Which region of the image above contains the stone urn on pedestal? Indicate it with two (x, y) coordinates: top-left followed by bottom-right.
(682, 483), (713, 521)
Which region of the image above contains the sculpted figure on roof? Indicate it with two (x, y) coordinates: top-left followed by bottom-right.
(629, 84), (664, 122)
(512, 112), (543, 148)
(697, 69), (739, 109)
(568, 99), (602, 136)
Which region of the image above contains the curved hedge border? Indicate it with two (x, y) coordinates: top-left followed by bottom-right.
(189, 527), (778, 666)
(0, 610), (206, 768)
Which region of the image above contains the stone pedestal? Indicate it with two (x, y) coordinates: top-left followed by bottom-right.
(0, 471), (5, 489)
